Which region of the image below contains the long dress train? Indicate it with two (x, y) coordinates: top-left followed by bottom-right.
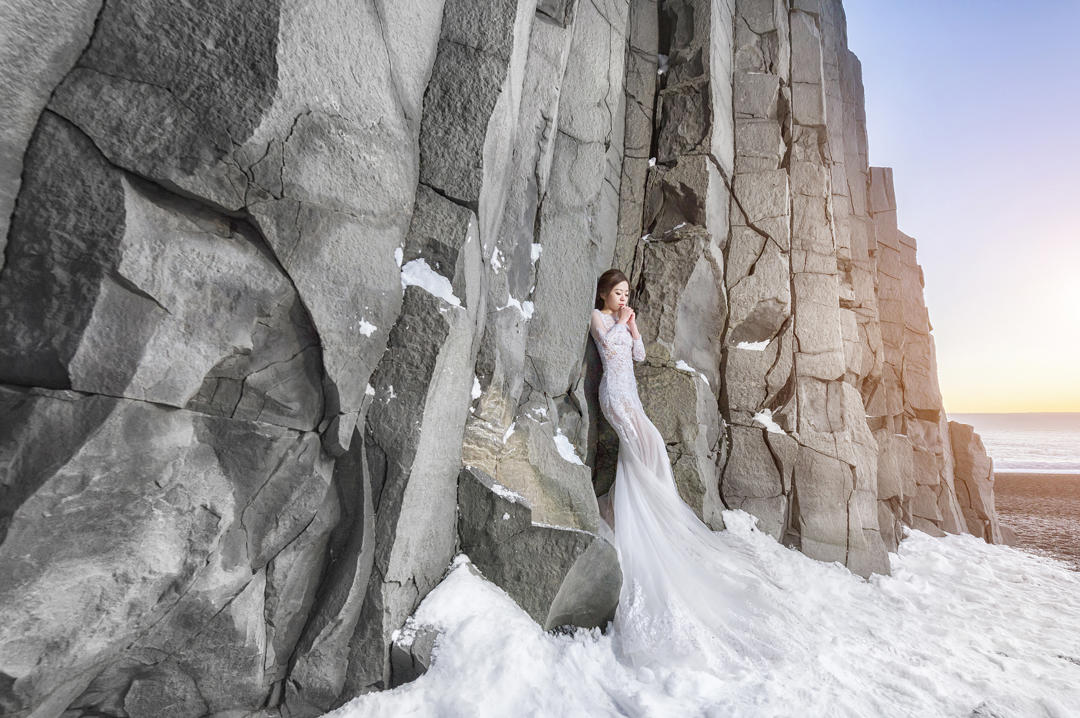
(589, 308), (787, 675)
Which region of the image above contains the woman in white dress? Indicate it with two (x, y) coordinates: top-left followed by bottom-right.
(588, 268), (785, 674)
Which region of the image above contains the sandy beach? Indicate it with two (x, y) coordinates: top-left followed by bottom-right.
(993, 472), (1080, 570)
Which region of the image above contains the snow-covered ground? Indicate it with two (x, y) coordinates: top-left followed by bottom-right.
(326, 511), (1080, 718)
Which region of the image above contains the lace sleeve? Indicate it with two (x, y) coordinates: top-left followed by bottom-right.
(590, 309), (629, 359)
(632, 335), (645, 362)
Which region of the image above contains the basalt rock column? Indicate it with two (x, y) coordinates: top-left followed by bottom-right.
(0, 1), (456, 715)
(868, 166), (967, 548)
(722, 0), (796, 541)
(603, 0), (732, 528)
(464, 0), (630, 539)
(949, 421), (1004, 544)
(723, 0), (889, 576)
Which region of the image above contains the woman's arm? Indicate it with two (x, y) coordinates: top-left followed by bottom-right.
(590, 310), (630, 360)
(627, 311), (645, 362)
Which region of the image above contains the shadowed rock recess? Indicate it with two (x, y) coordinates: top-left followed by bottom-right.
(0, 0), (1008, 714)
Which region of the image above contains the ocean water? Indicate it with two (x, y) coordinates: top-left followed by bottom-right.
(950, 411), (1080, 473)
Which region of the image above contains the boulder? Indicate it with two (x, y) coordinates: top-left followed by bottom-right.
(389, 622), (441, 688)
(458, 466), (621, 631)
(949, 421), (1004, 544)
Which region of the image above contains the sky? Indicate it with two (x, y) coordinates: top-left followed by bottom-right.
(842, 1), (1080, 413)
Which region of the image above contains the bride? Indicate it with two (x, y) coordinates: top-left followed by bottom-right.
(588, 268), (787, 674)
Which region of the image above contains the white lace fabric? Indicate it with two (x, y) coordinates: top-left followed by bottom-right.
(588, 308), (786, 674)
(589, 309), (646, 444)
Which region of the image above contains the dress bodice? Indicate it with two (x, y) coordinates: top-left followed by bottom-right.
(589, 309), (647, 434)
(590, 309), (645, 372)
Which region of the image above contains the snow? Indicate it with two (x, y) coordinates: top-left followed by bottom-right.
(502, 512), (510, 521)
(531, 243), (543, 262)
(648, 157), (657, 167)
(501, 421), (516, 443)
(737, 339), (770, 351)
(489, 481), (524, 505)
(752, 408), (786, 435)
(364, 383), (375, 397)
(471, 375), (482, 401)
(389, 622), (416, 648)
(531, 521), (592, 535)
(497, 295), (534, 320)
(401, 258), (462, 306)
(553, 429), (585, 466)
(657, 54), (669, 75)
(490, 247), (504, 272)
(323, 513), (1080, 718)
(393, 247), (403, 267)
(357, 318), (377, 337)
(674, 360), (710, 386)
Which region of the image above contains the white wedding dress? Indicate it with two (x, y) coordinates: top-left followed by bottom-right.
(589, 308), (785, 675)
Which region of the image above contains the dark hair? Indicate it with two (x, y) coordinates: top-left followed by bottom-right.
(595, 268), (631, 309)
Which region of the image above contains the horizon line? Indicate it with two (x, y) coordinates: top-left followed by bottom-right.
(947, 409), (1080, 415)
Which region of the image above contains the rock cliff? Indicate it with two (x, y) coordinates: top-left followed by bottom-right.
(0, 0), (1008, 715)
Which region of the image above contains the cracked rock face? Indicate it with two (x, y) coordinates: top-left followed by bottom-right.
(602, 0), (1004, 580)
(0, 112), (324, 429)
(0, 385), (334, 716)
(949, 421), (1004, 544)
(1, 0), (1006, 715)
(458, 466), (622, 631)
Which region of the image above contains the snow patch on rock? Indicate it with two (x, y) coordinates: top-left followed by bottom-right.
(753, 408), (785, 434)
(401, 258), (461, 306)
(553, 428), (584, 466)
(674, 360), (710, 386)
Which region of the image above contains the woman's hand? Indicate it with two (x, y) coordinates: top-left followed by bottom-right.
(629, 311), (640, 334)
(617, 305), (634, 324)
(620, 306), (641, 339)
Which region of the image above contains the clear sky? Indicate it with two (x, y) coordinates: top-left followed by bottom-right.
(842, 1), (1080, 413)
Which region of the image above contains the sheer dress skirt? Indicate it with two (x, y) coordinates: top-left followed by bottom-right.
(589, 308), (787, 672)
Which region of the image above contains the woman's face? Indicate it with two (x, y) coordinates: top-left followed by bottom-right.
(604, 280), (630, 311)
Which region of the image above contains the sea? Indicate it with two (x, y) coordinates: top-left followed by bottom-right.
(950, 411), (1080, 570)
(950, 411), (1080, 473)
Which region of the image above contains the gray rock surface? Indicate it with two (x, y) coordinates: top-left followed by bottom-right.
(0, 385), (334, 716)
(868, 166), (976, 549)
(0, 112), (323, 430)
(0, 0), (101, 264)
(458, 466), (622, 630)
(613, 0), (732, 534)
(389, 622), (441, 689)
(949, 421), (1004, 544)
(0, 0), (1008, 714)
(43, 0), (448, 447)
